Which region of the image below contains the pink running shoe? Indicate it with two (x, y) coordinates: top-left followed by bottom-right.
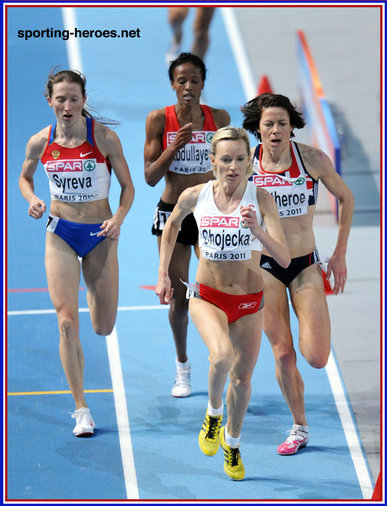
(277, 424), (309, 455)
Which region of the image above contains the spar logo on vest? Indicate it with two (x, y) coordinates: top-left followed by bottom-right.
(253, 173), (309, 215)
(46, 159), (96, 172)
(200, 216), (251, 250)
(167, 131), (214, 144)
(46, 159), (97, 193)
(253, 174), (292, 187)
(167, 131), (213, 174)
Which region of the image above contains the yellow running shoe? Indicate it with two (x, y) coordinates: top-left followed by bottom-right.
(198, 411), (223, 456)
(220, 426), (245, 480)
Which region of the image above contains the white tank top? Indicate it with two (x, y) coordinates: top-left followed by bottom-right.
(194, 180), (264, 261)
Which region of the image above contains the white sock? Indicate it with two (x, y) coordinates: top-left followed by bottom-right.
(207, 401), (223, 417)
(176, 358), (190, 371)
(225, 428), (240, 448)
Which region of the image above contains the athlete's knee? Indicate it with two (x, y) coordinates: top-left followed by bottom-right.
(300, 334), (330, 368)
(169, 7), (188, 25)
(228, 370), (252, 392)
(170, 298), (189, 316)
(92, 319), (115, 336)
(193, 24), (209, 38)
(273, 344), (297, 371)
(94, 324), (114, 336)
(209, 346), (233, 373)
(194, 8), (214, 32)
(57, 314), (78, 341)
(303, 350), (330, 369)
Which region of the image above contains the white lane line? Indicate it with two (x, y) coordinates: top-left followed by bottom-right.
(61, 7), (83, 71)
(8, 302), (167, 499)
(220, 7), (256, 101)
(106, 327), (139, 499)
(222, 7), (375, 498)
(9, 300), (374, 498)
(60, 8), (138, 498)
(325, 352), (374, 499)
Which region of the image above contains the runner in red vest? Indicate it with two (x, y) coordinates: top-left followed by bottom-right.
(144, 53), (230, 397)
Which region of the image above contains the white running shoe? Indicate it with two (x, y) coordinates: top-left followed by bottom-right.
(165, 42), (180, 66)
(171, 367), (192, 397)
(71, 407), (95, 437)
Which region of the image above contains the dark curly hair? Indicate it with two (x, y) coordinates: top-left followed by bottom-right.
(241, 93), (305, 140)
(168, 52), (207, 82)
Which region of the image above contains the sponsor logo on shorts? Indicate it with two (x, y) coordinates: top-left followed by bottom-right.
(238, 302), (257, 310)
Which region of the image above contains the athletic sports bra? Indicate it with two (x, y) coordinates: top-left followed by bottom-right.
(251, 141), (318, 218)
(162, 105), (217, 175)
(194, 180), (264, 261)
(41, 117), (111, 203)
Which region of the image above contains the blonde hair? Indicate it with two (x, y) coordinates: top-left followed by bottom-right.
(210, 126), (253, 179)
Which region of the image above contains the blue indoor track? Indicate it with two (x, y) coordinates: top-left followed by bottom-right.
(5, 5), (374, 502)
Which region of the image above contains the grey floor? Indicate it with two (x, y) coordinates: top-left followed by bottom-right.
(234, 5), (381, 483)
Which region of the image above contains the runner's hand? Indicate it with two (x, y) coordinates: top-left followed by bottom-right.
(28, 197), (46, 219)
(98, 217), (121, 240)
(172, 123), (193, 150)
(156, 276), (174, 304)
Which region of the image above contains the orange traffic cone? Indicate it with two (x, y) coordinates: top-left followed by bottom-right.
(371, 471), (382, 500)
(257, 75), (273, 95)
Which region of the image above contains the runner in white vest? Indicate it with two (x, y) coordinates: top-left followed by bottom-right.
(156, 126), (290, 480)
